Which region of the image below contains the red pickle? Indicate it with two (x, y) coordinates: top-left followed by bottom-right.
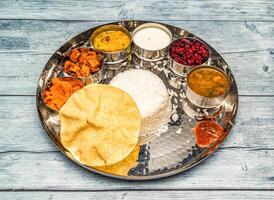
(169, 38), (209, 66)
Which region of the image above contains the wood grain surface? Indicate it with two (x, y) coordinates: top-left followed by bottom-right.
(1, 191), (274, 200)
(1, 0), (274, 199)
(0, 0), (273, 21)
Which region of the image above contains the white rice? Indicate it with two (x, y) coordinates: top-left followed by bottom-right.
(110, 69), (171, 141)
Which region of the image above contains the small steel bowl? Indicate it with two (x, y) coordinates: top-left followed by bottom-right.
(60, 47), (105, 84)
(90, 25), (131, 64)
(168, 37), (209, 77)
(186, 65), (231, 108)
(132, 23), (172, 61)
(41, 77), (85, 113)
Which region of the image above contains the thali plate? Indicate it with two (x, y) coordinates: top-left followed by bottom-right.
(36, 20), (238, 180)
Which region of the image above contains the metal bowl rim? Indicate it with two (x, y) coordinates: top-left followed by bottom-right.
(132, 22), (173, 52)
(90, 24), (132, 54)
(168, 37), (210, 67)
(186, 65), (232, 100)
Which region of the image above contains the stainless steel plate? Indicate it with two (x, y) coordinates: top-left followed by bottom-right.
(36, 20), (238, 180)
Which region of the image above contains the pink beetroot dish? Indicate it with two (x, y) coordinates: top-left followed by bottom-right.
(169, 38), (209, 66)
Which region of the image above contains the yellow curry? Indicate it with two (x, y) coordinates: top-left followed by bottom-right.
(188, 67), (229, 98)
(93, 30), (130, 52)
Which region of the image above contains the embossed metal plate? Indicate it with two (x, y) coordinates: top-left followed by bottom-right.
(36, 20), (238, 180)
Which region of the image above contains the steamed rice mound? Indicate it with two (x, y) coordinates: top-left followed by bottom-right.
(110, 69), (170, 141)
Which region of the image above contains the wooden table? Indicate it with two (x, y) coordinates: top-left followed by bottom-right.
(1, 0), (274, 199)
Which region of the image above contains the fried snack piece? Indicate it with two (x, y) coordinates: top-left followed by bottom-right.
(60, 84), (141, 167)
(42, 77), (84, 110)
(63, 48), (101, 78)
(95, 145), (140, 176)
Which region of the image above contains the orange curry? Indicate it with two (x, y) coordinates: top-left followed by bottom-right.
(188, 67), (229, 98)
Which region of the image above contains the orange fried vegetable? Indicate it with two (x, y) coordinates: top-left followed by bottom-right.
(42, 77), (84, 111)
(63, 48), (102, 78)
(68, 49), (81, 62)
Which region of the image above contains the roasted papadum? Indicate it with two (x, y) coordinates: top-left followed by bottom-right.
(95, 145), (140, 175)
(60, 84), (141, 167)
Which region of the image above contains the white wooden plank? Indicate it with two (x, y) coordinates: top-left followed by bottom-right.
(1, 20), (274, 54)
(0, 0), (273, 21)
(1, 191), (274, 200)
(0, 96), (274, 152)
(0, 148), (273, 190)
